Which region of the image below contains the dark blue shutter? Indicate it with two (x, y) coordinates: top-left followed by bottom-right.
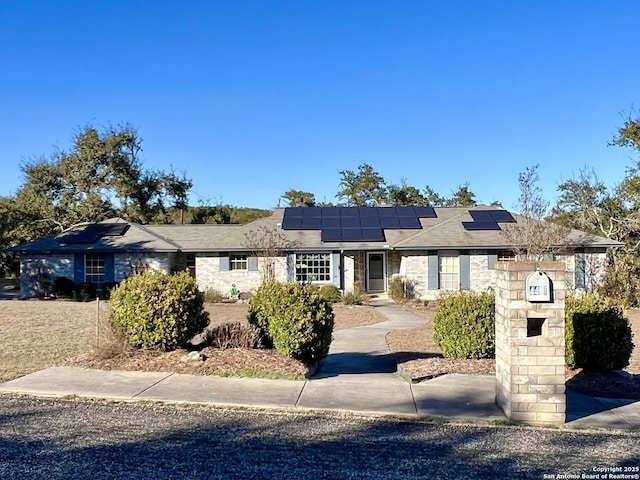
(487, 253), (498, 270)
(331, 253), (341, 287)
(219, 256), (230, 271)
(459, 253), (470, 290)
(248, 256), (258, 271)
(74, 253), (84, 284)
(575, 252), (586, 288)
(427, 251), (439, 290)
(104, 254), (115, 283)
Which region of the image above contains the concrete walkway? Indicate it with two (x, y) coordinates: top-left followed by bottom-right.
(1, 298), (639, 429)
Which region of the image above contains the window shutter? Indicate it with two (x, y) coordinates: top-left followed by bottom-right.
(74, 253), (85, 284)
(575, 252), (586, 289)
(487, 253), (498, 270)
(219, 256), (230, 271)
(460, 253), (470, 290)
(427, 251), (439, 290)
(332, 252), (341, 287)
(248, 256), (258, 271)
(104, 254), (115, 283)
(286, 254), (295, 282)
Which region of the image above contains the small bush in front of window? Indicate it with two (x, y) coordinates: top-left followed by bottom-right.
(52, 276), (75, 299)
(317, 285), (342, 304)
(433, 291), (495, 359)
(565, 293), (634, 372)
(248, 281), (334, 364)
(74, 283), (96, 302)
(109, 270), (209, 351)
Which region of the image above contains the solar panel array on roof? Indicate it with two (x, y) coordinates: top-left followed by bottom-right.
(61, 223), (129, 244)
(282, 206), (437, 242)
(462, 209), (516, 231)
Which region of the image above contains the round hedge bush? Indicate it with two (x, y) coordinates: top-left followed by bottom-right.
(249, 281), (334, 364)
(433, 291), (495, 359)
(565, 293), (634, 372)
(110, 270), (209, 351)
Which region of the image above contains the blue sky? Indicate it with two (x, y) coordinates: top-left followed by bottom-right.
(1, 1), (638, 211)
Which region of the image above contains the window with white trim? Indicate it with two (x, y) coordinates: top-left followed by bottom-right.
(85, 254), (105, 287)
(230, 254), (248, 271)
(497, 250), (516, 261)
(295, 253), (331, 283)
(439, 252), (459, 290)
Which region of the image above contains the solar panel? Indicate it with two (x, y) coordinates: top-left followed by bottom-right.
(321, 207), (341, 217)
(61, 226), (101, 244)
(395, 206), (416, 217)
(321, 216), (341, 228)
(286, 207), (305, 217)
(340, 207), (359, 217)
(341, 216), (360, 228)
(302, 207), (322, 218)
(281, 215), (303, 230)
(489, 210), (516, 223)
(398, 216), (421, 228)
(301, 216), (322, 229)
(379, 216), (400, 229)
(378, 207), (397, 217)
(469, 210), (495, 222)
(321, 229), (342, 242)
(462, 221), (501, 231)
(413, 206), (437, 218)
(341, 228), (363, 241)
(361, 228), (385, 241)
(97, 223), (129, 236)
(358, 207), (378, 217)
(360, 216), (381, 227)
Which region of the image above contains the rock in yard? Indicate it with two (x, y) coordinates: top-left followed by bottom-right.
(181, 351), (204, 363)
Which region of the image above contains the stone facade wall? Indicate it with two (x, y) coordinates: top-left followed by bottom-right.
(470, 250), (496, 292)
(114, 253), (171, 281)
(20, 254), (74, 297)
(343, 254), (355, 292)
(195, 255), (287, 296)
(494, 261), (566, 425)
(401, 251), (429, 299)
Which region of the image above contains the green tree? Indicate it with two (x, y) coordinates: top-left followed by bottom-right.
(387, 180), (428, 206)
(422, 185), (448, 206)
(337, 163), (388, 206)
(446, 183), (477, 207)
(282, 189), (316, 207)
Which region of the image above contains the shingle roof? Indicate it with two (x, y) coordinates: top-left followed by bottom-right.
(9, 207), (622, 254)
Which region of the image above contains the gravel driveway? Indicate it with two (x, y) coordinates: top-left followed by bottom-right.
(1, 395), (638, 479)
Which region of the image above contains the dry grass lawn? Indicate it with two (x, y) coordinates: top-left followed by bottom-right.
(0, 299), (386, 382)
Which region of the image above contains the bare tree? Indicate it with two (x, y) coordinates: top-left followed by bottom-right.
(243, 225), (293, 282)
(502, 165), (569, 261)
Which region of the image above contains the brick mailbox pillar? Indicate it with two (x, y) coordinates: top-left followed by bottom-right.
(495, 261), (566, 425)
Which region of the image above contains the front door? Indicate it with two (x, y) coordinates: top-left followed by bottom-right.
(367, 252), (385, 292)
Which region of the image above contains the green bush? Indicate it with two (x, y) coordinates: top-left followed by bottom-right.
(317, 285), (342, 304)
(342, 281), (365, 305)
(74, 283), (96, 302)
(52, 276), (75, 298)
(110, 270), (209, 351)
(388, 276), (405, 300)
(433, 291), (496, 359)
(565, 294), (634, 372)
(248, 281), (334, 364)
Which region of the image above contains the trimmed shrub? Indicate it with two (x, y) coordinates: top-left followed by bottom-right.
(565, 294), (634, 372)
(248, 281), (334, 364)
(317, 285), (342, 304)
(52, 276), (75, 299)
(203, 288), (225, 303)
(204, 322), (261, 349)
(110, 270), (209, 351)
(433, 291), (496, 359)
(74, 283), (96, 302)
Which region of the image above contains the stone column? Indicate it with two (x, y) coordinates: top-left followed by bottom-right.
(494, 261), (566, 425)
